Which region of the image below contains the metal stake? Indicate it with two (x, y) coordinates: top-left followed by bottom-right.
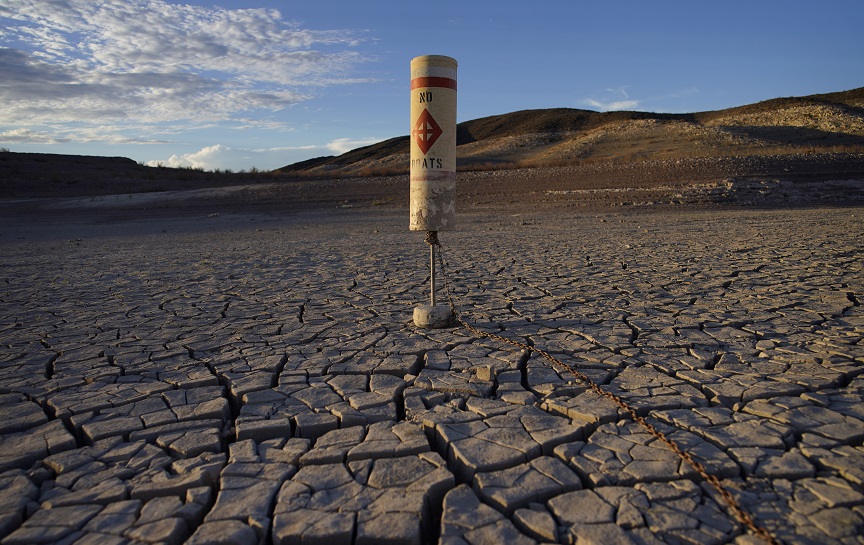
(430, 235), (437, 306)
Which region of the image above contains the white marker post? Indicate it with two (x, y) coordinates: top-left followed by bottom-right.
(410, 55), (457, 328)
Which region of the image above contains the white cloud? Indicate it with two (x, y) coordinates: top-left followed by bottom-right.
(0, 127), (68, 144)
(582, 86), (703, 113)
(0, 0), (372, 134)
(325, 137), (384, 154)
(146, 136), (386, 172)
(251, 145), (318, 154)
(583, 98), (640, 111)
(147, 144), (232, 170)
(0, 124), (171, 146)
(145, 142), (309, 171)
(583, 86), (640, 112)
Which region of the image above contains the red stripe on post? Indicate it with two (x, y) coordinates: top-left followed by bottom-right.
(411, 77), (457, 90)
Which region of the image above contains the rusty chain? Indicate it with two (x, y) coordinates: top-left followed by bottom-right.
(426, 232), (781, 545)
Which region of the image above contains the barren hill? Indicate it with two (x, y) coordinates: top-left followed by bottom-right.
(0, 152), (273, 199)
(2, 87), (863, 211)
(276, 87), (864, 176)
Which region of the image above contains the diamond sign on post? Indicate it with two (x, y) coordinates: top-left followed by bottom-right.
(412, 108), (443, 155)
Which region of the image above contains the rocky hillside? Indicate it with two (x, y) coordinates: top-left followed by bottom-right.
(276, 87), (864, 177)
(2, 87), (862, 205)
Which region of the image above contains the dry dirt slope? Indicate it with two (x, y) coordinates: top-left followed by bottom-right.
(277, 87), (864, 177)
(1, 87), (863, 208)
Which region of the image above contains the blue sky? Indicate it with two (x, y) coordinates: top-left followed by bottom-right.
(1, 0), (862, 172)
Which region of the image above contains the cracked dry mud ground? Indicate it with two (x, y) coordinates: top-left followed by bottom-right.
(0, 206), (862, 545)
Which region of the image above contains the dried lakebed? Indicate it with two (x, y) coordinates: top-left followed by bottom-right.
(0, 206), (862, 545)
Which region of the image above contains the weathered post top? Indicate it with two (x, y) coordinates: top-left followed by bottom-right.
(409, 55), (457, 231)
